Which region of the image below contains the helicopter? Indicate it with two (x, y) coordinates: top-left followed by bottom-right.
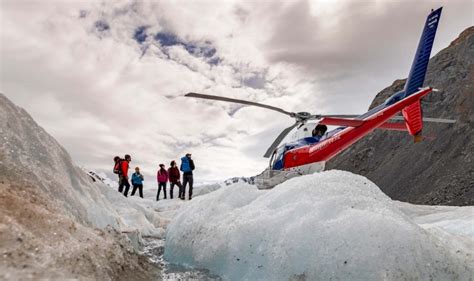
(186, 7), (454, 189)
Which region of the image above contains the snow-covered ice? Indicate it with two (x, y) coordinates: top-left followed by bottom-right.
(164, 170), (474, 281)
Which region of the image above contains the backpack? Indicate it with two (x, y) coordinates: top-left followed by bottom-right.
(180, 157), (191, 172)
(113, 159), (123, 175)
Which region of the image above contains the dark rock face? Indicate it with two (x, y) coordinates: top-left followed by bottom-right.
(327, 27), (474, 206)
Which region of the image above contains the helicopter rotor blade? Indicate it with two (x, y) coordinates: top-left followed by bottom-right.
(308, 114), (361, 120)
(263, 122), (300, 158)
(185, 92), (295, 117)
(391, 116), (456, 123)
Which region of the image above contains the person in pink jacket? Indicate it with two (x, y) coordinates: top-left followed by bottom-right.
(156, 164), (169, 201)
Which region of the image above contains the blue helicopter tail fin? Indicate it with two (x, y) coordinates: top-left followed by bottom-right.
(404, 7), (442, 97)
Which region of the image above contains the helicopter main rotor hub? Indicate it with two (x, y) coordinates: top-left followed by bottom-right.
(294, 112), (313, 122)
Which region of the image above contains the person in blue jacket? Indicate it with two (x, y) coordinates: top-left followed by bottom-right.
(131, 167), (144, 198)
(180, 153), (195, 200)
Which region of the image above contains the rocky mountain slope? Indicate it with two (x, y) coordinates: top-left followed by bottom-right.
(0, 94), (159, 280)
(327, 27), (474, 206)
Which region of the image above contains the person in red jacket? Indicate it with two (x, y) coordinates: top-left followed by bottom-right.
(168, 160), (182, 199)
(118, 154), (132, 197)
(156, 164), (168, 201)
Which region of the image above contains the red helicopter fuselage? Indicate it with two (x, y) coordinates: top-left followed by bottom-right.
(283, 87), (432, 169)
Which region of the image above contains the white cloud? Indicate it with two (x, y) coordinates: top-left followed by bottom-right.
(1, 0), (472, 183)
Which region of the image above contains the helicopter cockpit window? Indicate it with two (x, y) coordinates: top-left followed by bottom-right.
(270, 150), (277, 168)
(271, 146), (286, 170)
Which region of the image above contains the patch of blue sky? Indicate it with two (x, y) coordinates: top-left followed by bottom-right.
(202, 46), (217, 58)
(155, 32), (180, 46)
(208, 57), (222, 66)
(134, 26), (148, 44)
(153, 31), (221, 65)
(183, 42), (199, 55)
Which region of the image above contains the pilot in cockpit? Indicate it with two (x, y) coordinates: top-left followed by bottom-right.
(312, 124), (328, 142)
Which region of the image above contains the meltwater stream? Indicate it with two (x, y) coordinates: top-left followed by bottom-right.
(143, 238), (222, 281)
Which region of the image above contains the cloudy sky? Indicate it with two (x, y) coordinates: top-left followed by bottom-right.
(1, 0), (472, 183)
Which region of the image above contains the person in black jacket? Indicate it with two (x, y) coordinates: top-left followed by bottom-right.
(180, 153), (195, 200)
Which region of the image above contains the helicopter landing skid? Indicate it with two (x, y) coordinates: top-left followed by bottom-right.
(255, 161), (325, 190)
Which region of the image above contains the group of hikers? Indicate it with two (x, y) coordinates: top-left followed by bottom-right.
(113, 153), (195, 201)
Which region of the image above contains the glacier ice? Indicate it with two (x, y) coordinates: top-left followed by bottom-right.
(164, 170), (473, 280)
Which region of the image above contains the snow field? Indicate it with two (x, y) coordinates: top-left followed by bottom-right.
(164, 170), (473, 281)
